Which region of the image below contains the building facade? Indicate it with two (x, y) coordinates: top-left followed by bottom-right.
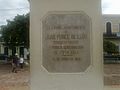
(0, 42), (29, 59)
(103, 15), (120, 54)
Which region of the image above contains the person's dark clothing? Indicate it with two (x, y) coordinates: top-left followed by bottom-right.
(12, 56), (19, 73)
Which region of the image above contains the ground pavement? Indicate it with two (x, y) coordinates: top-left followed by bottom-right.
(0, 63), (119, 89)
(104, 64), (120, 86)
(0, 64), (30, 90)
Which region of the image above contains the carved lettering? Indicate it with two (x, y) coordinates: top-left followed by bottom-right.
(42, 11), (91, 72)
(46, 33), (87, 40)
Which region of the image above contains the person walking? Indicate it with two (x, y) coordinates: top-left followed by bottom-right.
(19, 55), (24, 69)
(12, 53), (19, 73)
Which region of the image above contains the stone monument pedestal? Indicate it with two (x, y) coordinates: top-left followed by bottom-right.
(30, 0), (103, 90)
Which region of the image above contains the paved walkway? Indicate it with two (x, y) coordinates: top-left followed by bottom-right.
(1, 63), (120, 89)
(104, 64), (120, 86)
(0, 64), (30, 90)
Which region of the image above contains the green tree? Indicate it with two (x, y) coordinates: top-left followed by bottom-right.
(0, 13), (29, 49)
(103, 39), (118, 54)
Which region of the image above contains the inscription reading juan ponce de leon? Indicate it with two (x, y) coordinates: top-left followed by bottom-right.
(42, 11), (91, 73)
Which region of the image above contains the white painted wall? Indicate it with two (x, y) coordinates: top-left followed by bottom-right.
(30, 0), (103, 90)
(0, 44), (4, 54)
(103, 15), (120, 32)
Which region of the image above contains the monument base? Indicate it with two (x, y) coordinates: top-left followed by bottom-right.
(30, 0), (103, 90)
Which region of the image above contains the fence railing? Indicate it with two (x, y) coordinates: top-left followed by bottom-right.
(104, 55), (120, 64)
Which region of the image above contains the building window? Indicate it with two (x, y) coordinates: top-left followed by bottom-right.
(4, 47), (8, 55)
(19, 47), (24, 56)
(106, 22), (112, 35)
(12, 47), (16, 56)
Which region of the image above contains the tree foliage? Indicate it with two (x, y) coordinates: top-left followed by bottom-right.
(0, 13), (29, 49)
(103, 39), (118, 54)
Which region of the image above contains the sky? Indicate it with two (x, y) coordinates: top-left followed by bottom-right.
(0, 0), (29, 26)
(0, 0), (119, 26)
(102, 0), (120, 14)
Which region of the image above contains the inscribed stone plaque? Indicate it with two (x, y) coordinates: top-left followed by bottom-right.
(42, 11), (91, 73)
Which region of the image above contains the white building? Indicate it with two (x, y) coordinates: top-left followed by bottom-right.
(0, 41), (29, 59)
(103, 15), (120, 53)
